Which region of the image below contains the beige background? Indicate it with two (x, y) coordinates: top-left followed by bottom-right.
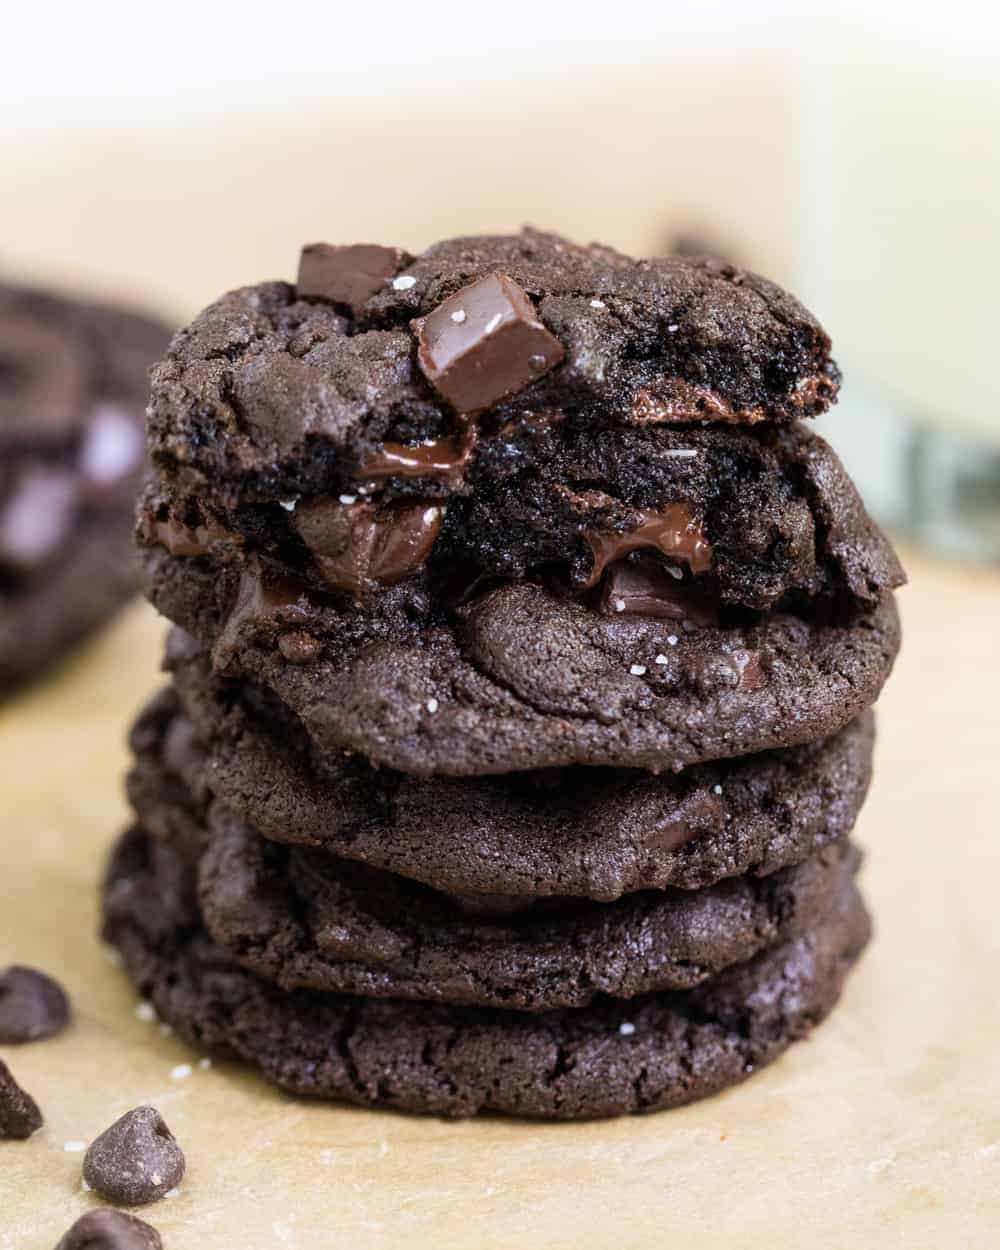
(1, 551), (997, 1248)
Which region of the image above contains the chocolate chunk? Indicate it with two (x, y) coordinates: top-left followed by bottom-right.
(413, 273), (565, 413)
(55, 1210), (163, 1250)
(79, 404), (144, 492)
(295, 499), (444, 598)
(141, 512), (240, 559)
(582, 502), (712, 588)
(83, 1106), (185, 1206)
(0, 467), (79, 575)
(360, 423), (477, 483)
(642, 790), (726, 851)
(297, 243), (412, 315)
(213, 560), (309, 671)
(0, 965), (71, 1042)
(599, 558), (718, 626)
(0, 1059), (43, 1138)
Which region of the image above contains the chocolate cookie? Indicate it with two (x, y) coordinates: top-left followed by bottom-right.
(0, 282), (170, 693)
(133, 646), (874, 899)
(144, 548), (899, 777)
(195, 814), (860, 1011)
(102, 827), (871, 1120)
(139, 232), (902, 622)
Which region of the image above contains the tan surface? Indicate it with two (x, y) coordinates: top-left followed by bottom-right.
(1, 553), (997, 1249)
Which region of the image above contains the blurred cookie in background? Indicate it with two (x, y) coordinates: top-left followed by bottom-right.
(0, 282), (171, 696)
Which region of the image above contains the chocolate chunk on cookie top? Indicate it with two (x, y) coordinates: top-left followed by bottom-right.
(0, 1059), (43, 1138)
(297, 243), (413, 315)
(83, 1106), (185, 1205)
(0, 965), (71, 1042)
(412, 272), (565, 413)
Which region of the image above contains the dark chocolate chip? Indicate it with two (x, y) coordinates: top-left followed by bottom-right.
(582, 502), (712, 588)
(297, 243), (412, 315)
(0, 1059), (43, 1139)
(0, 467), (79, 575)
(0, 965), (71, 1043)
(295, 499), (444, 598)
(55, 1209), (163, 1250)
(83, 1106), (185, 1206)
(412, 272), (564, 413)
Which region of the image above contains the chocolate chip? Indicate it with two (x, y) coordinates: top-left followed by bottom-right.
(582, 502), (713, 589)
(55, 1210), (163, 1250)
(295, 500), (444, 598)
(0, 1059), (43, 1139)
(413, 272), (564, 413)
(0, 467), (79, 575)
(83, 1106), (185, 1206)
(297, 243), (412, 315)
(212, 560), (310, 672)
(0, 965), (71, 1043)
(599, 558), (718, 626)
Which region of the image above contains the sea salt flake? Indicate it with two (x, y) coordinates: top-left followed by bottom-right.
(64, 1141), (86, 1153)
(392, 275), (416, 291)
(619, 1022), (636, 1036)
(712, 784), (723, 796)
(279, 499), (297, 512)
(655, 654), (669, 666)
(590, 299), (606, 310)
(665, 448), (698, 458)
(665, 565), (683, 580)
(338, 494), (357, 505)
(135, 1001), (156, 1023)
(613, 598), (626, 613)
(667, 324), (679, 333)
(450, 309), (467, 323)
(666, 635), (679, 646)
(629, 664), (647, 676)
(170, 1064), (193, 1081)
(426, 698), (439, 714)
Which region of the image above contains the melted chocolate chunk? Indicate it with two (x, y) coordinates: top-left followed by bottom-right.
(297, 243), (412, 315)
(295, 499), (444, 598)
(0, 466), (79, 575)
(213, 560), (310, 671)
(582, 502), (712, 588)
(599, 558), (718, 626)
(141, 512), (241, 560)
(413, 273), (565, 414)
(360, 422), (477, 483)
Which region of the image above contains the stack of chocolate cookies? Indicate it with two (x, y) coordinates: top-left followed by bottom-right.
(104, 231), (904, 1119)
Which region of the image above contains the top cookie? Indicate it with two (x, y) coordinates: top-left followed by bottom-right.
(147, 229), (840, 509)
